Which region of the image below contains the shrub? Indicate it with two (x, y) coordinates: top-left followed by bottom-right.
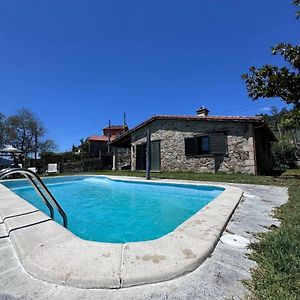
(272, 140), (298, 169)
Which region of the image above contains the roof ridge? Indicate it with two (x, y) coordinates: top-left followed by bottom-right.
(110, 114), (265, 146)
(153, 114), (263, 119)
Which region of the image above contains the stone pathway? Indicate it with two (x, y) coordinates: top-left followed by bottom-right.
(0, 183), (288, 300)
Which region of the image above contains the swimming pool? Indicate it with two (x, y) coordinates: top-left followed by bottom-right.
(0, 176), (243, 288)
(3, 176), (224, 243)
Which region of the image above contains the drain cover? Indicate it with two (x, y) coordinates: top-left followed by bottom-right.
(220, 234), (250, 248)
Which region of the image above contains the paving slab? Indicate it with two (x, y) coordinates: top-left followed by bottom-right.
(121, 233), (213, 287)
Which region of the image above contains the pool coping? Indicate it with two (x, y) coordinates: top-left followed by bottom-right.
(0, 176), (243, 289)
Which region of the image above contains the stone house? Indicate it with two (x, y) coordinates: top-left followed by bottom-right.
(87, 125), (128, 157)
(110, 107), (276, 174)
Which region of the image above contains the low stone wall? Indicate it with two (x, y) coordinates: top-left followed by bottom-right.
(62, 162), (82, 173)
(62, 157), (113, 173)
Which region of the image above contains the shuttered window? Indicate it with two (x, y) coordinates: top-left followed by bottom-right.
(185, 135), (210, 156)
(184, 132), (227, 157)
(209, 132), (227, 155)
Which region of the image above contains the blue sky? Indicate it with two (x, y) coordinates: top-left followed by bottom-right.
(0, 1), (298, 151)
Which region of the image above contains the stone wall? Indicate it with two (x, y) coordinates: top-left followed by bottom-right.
(113, 148), (131, 170)
(131, 119), (256, 174)
(62, 157), (112, 173)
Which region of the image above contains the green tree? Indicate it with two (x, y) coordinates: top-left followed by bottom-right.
(270, 106), (283, 138)
(72, 145), (79, 152)
(272, 139), (298, 169)
(242, 1), (300, 109)
(242, 44), (300, 108)
(265, 106), (300, 146)
(280, 107), (300, 145)
(79, 138), (89, 153)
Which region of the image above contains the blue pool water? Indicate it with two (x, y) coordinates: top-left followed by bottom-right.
(2, 176), (224, 243)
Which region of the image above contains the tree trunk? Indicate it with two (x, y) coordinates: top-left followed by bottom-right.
(275, 121), (282, 139)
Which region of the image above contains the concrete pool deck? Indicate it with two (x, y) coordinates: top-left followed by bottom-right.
(0, 177), (288, 299)
(0, 177), (242, 288)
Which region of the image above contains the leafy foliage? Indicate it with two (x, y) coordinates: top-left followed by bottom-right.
(242, 1), (300, 108)
(265, 106), (299, 169)
(79, 138), (89, 153)
(272, 140), (298, 169)
(242, 44), (300, 108)
(280, 107), (300, 131)
(261, 106), (300, 143)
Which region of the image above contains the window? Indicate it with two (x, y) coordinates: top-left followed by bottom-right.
(185, 135), (210, 156)
(200, 136), (209, 154)
(185, 132), (227, 157)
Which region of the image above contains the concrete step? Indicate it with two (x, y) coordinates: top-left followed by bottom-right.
(0, 221), (9, 238)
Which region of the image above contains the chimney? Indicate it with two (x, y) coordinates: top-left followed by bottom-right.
(196, 106), (209, 116)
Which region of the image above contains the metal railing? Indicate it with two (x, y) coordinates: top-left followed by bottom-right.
(0, 168), (68, 228)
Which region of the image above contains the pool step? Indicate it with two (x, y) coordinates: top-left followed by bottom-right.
(0, 217), (9, 238)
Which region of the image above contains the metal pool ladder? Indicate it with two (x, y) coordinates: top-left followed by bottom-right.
(0, 168), (68, 228)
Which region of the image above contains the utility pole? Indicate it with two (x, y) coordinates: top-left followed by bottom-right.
(107, 120), (111, 154)
(123, 112), (127, 132)
(146, 129), (151, 180)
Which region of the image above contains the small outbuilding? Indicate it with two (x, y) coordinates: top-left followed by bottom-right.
(110, 107), (277, 175)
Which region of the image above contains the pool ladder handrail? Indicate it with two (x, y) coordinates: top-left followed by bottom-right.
(0, 168), (68, 228)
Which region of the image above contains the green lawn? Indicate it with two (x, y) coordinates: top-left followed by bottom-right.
(247, 182), (300, 300)
(77, 169), (288, 185)
(81, 169), (299, 300)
